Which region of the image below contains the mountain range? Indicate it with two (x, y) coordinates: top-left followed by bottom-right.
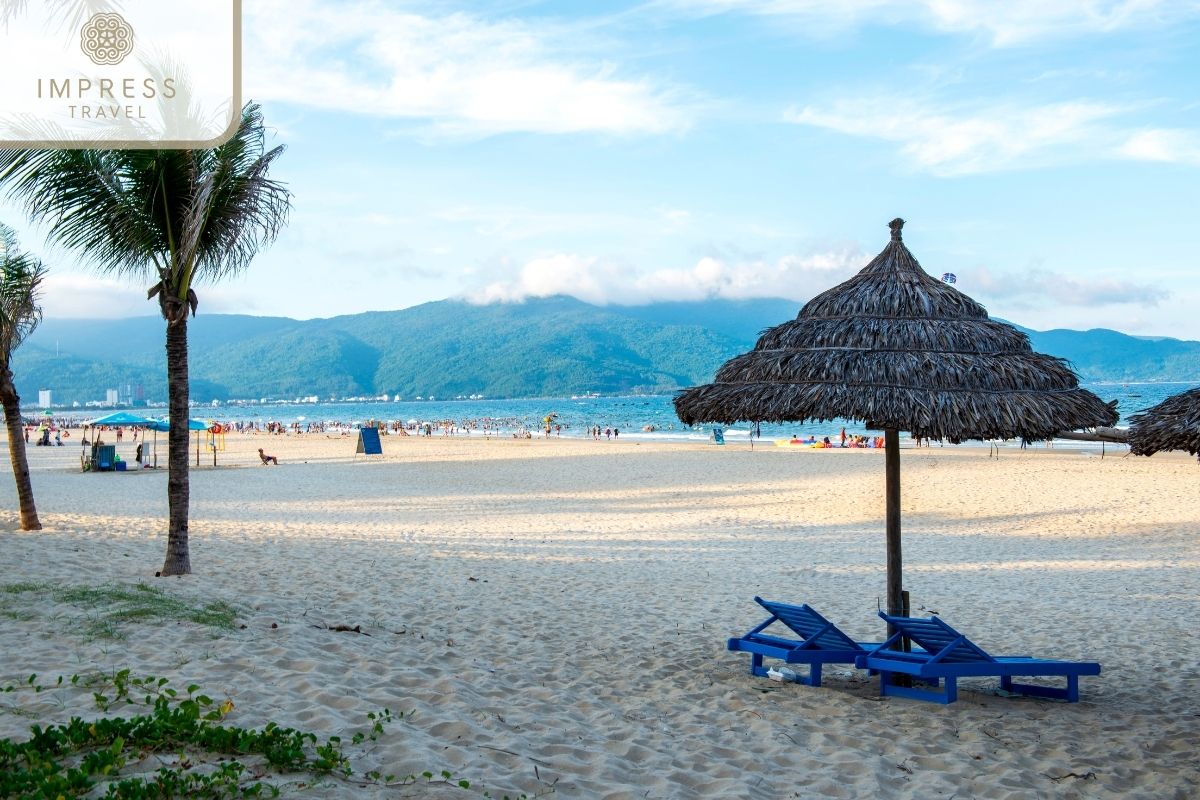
(13, 296), (1200, 406)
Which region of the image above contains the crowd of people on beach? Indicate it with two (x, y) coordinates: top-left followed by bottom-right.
(25, 414), (877, 449)
(789, 432), (886, 448)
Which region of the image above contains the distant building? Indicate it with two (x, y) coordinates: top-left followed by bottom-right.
(117, 382), (144, 405)
(38, 389), (52, 408)
(105, 389), (118, 406)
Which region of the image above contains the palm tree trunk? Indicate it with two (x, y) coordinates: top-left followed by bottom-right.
(0, 371), (41, 531)
(160, 317), (191, 575)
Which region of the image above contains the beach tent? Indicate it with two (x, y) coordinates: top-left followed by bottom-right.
(674, 218), (1117, 625)
(88, 411), (154, 426)
(83, 411), (154, 464)
(146, 417), (212, 468)
(1128, 387), (1200, 461)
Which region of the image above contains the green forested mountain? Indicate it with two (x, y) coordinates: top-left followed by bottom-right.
(13, 296), (1200, 405)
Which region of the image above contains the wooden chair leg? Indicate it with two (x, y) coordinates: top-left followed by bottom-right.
(808, 663), (822, 687)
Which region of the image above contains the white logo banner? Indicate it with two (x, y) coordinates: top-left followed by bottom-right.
(1, 0), (241, 148)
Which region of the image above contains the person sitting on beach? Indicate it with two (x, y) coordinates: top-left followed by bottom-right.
(258, 448), (279, 465)
(822, 436), (831, 448)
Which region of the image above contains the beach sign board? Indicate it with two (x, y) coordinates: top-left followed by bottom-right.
(356, 427), (383, 455)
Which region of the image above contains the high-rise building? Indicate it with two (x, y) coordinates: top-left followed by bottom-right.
(116, 382), (147, 405)
(38, 389), (52, 408)
(105, 388), (118, 406)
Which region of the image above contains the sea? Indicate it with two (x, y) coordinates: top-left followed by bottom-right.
(53, 381), (1199, 447)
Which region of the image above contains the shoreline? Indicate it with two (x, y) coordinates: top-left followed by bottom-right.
(16, 420), (1133, 461)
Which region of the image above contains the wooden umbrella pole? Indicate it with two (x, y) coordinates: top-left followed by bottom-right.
(885, 428), (903, 618)
(884, 427), (911, 681)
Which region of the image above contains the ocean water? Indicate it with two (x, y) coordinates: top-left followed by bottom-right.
(62, 381), (1198, 445)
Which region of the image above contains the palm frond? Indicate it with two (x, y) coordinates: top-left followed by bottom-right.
(0, 148), (161, 275)
(182, 104), (291, 284)
(0, 103), (292, 313)
(0, 222), (47, 364)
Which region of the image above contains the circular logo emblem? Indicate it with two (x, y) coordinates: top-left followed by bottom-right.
(80, 13), (134, 66)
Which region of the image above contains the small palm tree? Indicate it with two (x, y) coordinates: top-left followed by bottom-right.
(0, 104), (290, 573)
(0, 223), (47, 531)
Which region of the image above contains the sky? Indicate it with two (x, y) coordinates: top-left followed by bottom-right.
(4, 0), (1200, 338)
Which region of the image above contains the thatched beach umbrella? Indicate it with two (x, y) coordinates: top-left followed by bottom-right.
(674, 218), (1118, 620)
(1128, 387), (1200, 460)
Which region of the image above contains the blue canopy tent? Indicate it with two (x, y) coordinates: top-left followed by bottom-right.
(88, 411), (154, 426)
(146, 417), (212, 468)
(84, 411), (153, 471)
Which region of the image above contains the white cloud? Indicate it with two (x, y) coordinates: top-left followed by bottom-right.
(39, 272), (259, 319)
(464, 247), (1172, 321)
(1118, 129), (1200, 165)
(968, 266), (1169, 308)
(660, 208), (692, 229)
(786, 98), (1131, 175)
(244, 0), (694, 137)
(39, 273), (151, 319)
(660, 0), (1190, 45)
(467, 248), (865, 305)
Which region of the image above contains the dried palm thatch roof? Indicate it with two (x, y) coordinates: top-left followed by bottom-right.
(674, 218), (1118, 441)
(1128, 387), (1200, 458)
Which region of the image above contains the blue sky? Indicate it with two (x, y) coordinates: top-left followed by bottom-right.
(7, 0), (1200, 338)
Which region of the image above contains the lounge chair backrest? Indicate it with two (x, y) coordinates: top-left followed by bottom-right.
(878, 612), (995, 663)
(755, 597), (862, 651)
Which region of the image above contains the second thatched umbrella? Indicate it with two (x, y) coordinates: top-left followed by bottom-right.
(1128, 387), (1200, 460)
(675, 218), (1118, 620)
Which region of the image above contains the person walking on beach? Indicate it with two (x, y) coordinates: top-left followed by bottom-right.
(839, 427), (847, 447)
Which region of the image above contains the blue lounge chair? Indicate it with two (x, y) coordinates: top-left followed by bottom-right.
(728, 598), (879, 687)
(855, 612), (1100, 704)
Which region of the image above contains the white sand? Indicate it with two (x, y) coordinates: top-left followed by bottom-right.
(1, 431), (1198, 798)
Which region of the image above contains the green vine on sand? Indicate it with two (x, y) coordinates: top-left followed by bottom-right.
(0, 671), (492, 798)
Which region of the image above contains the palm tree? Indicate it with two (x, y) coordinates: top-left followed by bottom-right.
(0, 104), (291, 574)
(0, 223), (47, 531)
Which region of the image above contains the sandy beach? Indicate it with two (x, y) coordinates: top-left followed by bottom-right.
(1, 431), (1198, 798)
